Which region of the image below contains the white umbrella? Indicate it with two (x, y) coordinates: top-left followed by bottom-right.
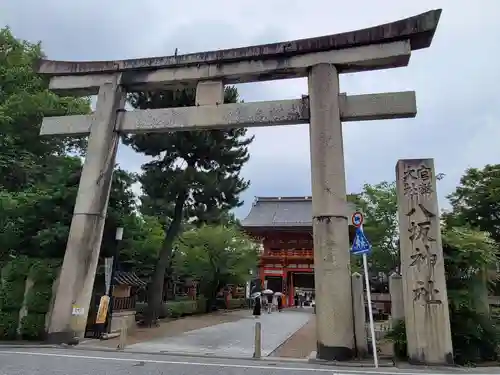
(262, 289), (274, 295)
(274, 292), (284, 296)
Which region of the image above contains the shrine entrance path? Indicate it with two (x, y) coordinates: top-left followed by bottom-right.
(126, 309), (312, 358)
(80, 309), (247, 349)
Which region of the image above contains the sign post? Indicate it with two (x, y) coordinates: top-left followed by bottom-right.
(351, 212), (378, 368)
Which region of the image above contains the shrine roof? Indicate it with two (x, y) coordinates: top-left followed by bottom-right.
(114, 271), (147, 288)
(241, 196), (357, 230)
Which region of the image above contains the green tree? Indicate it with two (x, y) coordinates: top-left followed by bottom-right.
(349, 181), (399, 276)
(123, 87), (253, 322)
(0, 158), (141, 261)
(0, 28), (145, 267)
(445, 164), (500, 245)
(119, 215), (164, 279)
(174, 225), (258, 311)
(0, 27), (89, 192)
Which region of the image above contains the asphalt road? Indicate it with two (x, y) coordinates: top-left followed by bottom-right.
(0, 347), (498, 375)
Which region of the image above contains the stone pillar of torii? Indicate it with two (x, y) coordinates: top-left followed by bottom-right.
(36, 9), (449, 362)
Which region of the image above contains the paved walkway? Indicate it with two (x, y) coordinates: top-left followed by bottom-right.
(81, 309), (246, 349)
(127, 310), (312, 357)
(270, 313), (316, 358)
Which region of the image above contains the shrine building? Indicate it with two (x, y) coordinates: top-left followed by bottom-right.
(241, 196), (357, 307)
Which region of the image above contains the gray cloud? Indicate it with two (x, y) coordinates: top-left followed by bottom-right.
(2, 0), (499, 219)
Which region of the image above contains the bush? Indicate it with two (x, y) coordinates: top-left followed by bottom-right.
(20, 313), (46, 340)
(384, 319), (407, 360)
(0, 258), (30, 340)
(0, 311), (19, 340)
(450, 307), (500, 365)
(0, 280), (26, 311)
(1, 257), (30, 283)
(386, 310), (500, 365)
(227, 298), (246, 310)
(196, 297), (207, 313)
(136, 298), (208, 320)
(25, 286), (52, 314)
(166, 300), (197, 318)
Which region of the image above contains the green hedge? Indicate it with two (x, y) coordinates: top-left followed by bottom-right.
(0, 311), (19, 340)
(0, 257), (30, 340)
(20, 261), (59, 340)
(0, 258), (59, 341)
(20, 313), (46, 340)
(136, 297), (208, 319)
(227, 298), (246, 310)
(167, 300), (197, 318)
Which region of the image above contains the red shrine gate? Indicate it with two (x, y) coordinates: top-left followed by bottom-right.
(241, 196), (356, 307)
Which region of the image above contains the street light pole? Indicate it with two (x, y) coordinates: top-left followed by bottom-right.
(106, 226), (123, 333)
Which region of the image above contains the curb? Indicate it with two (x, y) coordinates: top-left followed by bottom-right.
(0, 344), (60, 349)
(1, 343), (313, 364)
(307, 351), (395, 368)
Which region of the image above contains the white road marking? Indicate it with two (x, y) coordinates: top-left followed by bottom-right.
(0, 350), (491, 375)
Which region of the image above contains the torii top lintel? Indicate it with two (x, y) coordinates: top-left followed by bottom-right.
(36, 9), (441, 76)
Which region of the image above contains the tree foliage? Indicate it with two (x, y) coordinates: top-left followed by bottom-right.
(173, 225), (258, 310)
(123, 86), (253, 322)
(0, 27), (89, 192)
(0, 27), (159, 268)
(349, 181), (399, 277)
(446, 164), (500, 244)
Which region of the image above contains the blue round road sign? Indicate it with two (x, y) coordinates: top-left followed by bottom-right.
(351, 212), (364, 228)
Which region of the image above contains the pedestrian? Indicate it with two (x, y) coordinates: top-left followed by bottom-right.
(294, 293), (299, 308)
(277, 295), (283, 312)
(267, 293), (273, 313)
(253, 295), (261, 318)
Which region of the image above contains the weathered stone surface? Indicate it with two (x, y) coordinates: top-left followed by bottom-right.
(42, 41), (412, 94)
(395, 158), (453, 365)
(309, 63), (354, 361)
(389, 272), (404, 322)
(47, 74), (125, 342)
(351, 273), (368, 357)
(40, 91), (416, 136)
(36, 9), (441, 75)
(195, 81), (224, 106)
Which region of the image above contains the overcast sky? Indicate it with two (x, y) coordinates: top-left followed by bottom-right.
(2, 0), (499, 218)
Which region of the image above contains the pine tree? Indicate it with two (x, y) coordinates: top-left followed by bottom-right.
(123, 86), (253, 321)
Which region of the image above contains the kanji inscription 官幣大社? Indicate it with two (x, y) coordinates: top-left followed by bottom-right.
(396, 158), (453, 364)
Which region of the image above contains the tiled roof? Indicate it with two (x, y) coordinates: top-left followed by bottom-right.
(241, 196), (356, 228)
(114, 271), (147, 288)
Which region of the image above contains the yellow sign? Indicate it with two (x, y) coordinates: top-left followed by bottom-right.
(95, 295), (110, 324)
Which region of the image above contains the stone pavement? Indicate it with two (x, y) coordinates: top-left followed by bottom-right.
(270, 312), (316, 358)
(80, 309), (246, 349)
(127, 309), (312, 357)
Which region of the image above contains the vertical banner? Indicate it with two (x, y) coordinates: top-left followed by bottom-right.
(96, 295), (110, 324)
(104, 257), (114, 296)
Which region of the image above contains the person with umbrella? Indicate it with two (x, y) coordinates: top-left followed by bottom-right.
(262, 289), (274, 314)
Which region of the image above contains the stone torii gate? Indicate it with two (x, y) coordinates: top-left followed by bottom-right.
(37, 10), (441, 360)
